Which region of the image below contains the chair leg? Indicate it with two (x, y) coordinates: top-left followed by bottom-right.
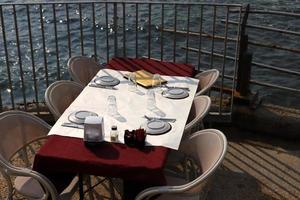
(84, 175), (95, 200)
(108, 178), (116, 200)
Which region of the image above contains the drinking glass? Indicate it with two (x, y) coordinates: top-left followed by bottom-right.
(107, 95), (118, 116)
(147, 89), (156, 110)
(128, 73), (137, 92)
(152, 74), (162, 89)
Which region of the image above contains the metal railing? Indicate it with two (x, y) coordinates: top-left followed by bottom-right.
(0, 1), (243, 120)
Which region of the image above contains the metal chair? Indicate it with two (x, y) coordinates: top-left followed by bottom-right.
(194, 69), (219, 96)
(0, 111), (78, 200)
(68, 56), (102, 86)
(135, 129), (227, 200)
(45, 80), (84, 121)
(184, 95), (211, 136)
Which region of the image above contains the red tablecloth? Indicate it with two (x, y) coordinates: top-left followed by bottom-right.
(33, 57), (195, 196)
(107, 57), (195, 77)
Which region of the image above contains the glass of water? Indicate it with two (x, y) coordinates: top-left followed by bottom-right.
(128, 72), (137, 92)
(152, 74), (162, 89)
(147, 89), (156, 110)
(107, 95), (118, 116)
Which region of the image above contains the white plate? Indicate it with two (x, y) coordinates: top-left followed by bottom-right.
(94, 76), (120, 86)
(162, 88), (189, 99)
(141, 120), (172, 135)
(68, 111), (98, 124)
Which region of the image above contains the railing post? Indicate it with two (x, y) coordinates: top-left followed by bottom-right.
(236, 4), (252, 97)
(113, 2), (118, 57)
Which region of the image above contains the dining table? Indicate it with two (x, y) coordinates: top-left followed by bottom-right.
(32, 57), (198, 199)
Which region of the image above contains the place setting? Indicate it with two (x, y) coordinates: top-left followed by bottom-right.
(141, 118), (173, 136)
(61, 110), (98, 129)
(89, 75), (120, 90)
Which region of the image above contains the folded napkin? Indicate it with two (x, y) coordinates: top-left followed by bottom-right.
(84, 116), (104, 143)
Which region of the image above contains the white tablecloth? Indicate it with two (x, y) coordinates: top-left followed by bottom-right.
(48, 69), (199, 150)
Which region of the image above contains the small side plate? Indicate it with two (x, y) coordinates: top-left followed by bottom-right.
(162, 88), (189, 99)
(94, 76), (120, 87)
(68, 111), (98, 124)
(141, 120), (172, 135)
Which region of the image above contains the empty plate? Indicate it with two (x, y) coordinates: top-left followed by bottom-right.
(94, 76), (120, 86)
(141, 119), (172, 135)
(68, 111), (98, 124)
(162, 88), (189, 99)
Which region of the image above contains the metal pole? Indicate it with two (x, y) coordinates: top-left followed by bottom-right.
(105, 2), (109, 62)
(113, 2), (118, 57)
(39, 4), (49, 87)
(122, 3), (126, 57)
(0, 6), (14, 109)
(52, 4), (60, 80)
(160, 4), (164, 61)
(66, 3), (71, 58)
(79, 3), (84, 55)
(27, 5), (40, 113)
(13, 5), (27, 110)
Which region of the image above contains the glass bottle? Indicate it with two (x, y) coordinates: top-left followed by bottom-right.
(110, 125), (119, 142)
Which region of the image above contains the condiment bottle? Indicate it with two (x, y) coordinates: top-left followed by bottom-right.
(110, 125), (118, 142)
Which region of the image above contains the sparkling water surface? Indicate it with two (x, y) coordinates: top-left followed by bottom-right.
(0, 0), (299, 109)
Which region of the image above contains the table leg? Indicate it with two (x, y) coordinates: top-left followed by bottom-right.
(79, 173), (84, 200)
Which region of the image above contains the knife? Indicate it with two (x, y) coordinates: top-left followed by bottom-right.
(89, 84), (117, 90)
(144, 115), (176, 123)
(164, 85), (190, 91)
(61, 122), (84, 129)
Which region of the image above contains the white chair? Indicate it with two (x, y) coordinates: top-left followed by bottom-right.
(68, 56), (102, 86)
(0, 111), (78, 200)
(45, 80), (84, 121)
(184, 95), (211, 136)
(194, 69), (219, 96)
(135, 129), (227, 200)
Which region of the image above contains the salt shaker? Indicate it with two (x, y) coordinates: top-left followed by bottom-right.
(110, 125), (119, 142)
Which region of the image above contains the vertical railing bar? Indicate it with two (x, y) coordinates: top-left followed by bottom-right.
(52, 4), (60, 80)
(173, 4), (177, 62)
(135, 3), (138, 58)
(26, 5), (39, 113)
(1, 6), (14, 109)
(79, 3), (84, 55)
(65, 3), (71, 58)
(148, 3), (151, 59)
(122, 3), (126, 57)
(210, 5), (217, 69)
(219, 6), (230, 115)
(13, 5), (27, 111)
(185, 4), (191, 63)
(105, 2), (109, 62)
(230, 6), (242, 120)
(197, 5), (203, 70)
(92, 2), (97, 58)
(113, 2), (118, 57)
(160, 4), (164, 61)
(39, 4), (49, 88)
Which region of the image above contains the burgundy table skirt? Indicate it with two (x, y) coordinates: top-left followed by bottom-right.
(32, 57), (195, 196)
(107, 57), (195, 77)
